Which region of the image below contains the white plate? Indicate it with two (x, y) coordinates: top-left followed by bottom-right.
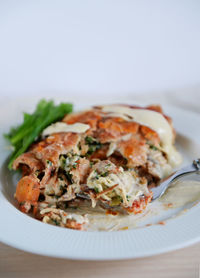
(0, 99), (200, 260)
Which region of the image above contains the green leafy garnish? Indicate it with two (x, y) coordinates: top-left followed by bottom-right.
(94, 187), (100, 193)
(100, 171), (109, 177)
(94, 170), (100, 180)
(4, 99), (73, 170)
(150, 145), (159, 151)
(59, 153), (79, 172)
(85, 136), (102, 155)
(146, 141), (159, 151)
(85, 136), (95, 145)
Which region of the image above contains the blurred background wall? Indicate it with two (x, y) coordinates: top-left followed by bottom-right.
(0, 0), (200, 100)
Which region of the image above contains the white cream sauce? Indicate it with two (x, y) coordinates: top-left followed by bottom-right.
(101, 105), (182, 167)
(160, 180), (200, 208)
(42, 122), (90, 137)
(66, 203), (160, 231)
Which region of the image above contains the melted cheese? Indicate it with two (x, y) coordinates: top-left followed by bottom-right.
(42, 122), (90, 137)
(65, 213), (87, 224)
(101, 105), (182, 167)
(87, 168), (150, 207)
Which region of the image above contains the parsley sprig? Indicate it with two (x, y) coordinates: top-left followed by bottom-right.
(5, 99), (73, 169)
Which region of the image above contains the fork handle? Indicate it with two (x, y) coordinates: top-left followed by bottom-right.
(175, 159), (200, 178)
(151, 159), (200, 200)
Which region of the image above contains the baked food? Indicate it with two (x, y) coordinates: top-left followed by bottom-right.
(13, 104), (181, 230)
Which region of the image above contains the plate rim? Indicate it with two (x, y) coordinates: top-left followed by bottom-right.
(0, 103), (200, 260)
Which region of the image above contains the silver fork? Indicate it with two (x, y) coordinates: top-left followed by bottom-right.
(151, 159), (200, 201)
